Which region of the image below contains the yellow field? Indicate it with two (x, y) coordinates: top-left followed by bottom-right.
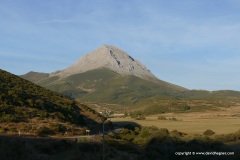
(111, 106), (240, 135)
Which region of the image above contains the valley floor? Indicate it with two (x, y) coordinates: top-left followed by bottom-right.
(111, 106), (240, 135)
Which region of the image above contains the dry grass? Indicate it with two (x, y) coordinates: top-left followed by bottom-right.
(111, 106), (240, 135)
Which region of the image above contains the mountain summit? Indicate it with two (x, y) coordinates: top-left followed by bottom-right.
(20, 45), (240, 115)
(53, 45), (157, 81)
(21, 45), (187, 110)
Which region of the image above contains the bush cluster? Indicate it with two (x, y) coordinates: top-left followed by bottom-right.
(107, 125), (240, 159)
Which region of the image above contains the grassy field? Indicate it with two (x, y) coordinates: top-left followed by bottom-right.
(111, 106), (240, 135)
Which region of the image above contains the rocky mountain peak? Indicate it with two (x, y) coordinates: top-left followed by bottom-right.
(53, 45), (157, 80)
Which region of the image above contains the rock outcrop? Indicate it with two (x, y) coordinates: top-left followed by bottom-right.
(52, 45), (157, 81)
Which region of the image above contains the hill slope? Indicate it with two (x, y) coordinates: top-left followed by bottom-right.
(0, 69), (107, 136)
(20, 45), (240, 114)
(21, 45), (187, 107)
(36, 68), (186, 105)
(35, 67), (240, 114)
(21, 71), (49, 83)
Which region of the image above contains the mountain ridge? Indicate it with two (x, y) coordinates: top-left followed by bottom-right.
(21, 71), (49, 83)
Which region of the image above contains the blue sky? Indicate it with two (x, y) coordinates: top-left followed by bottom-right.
(0, 0), (240, 91)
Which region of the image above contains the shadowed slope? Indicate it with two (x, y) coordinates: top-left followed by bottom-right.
(0, 69), (108, 136)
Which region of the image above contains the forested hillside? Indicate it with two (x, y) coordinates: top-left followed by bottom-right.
(0, 69), (107, 136)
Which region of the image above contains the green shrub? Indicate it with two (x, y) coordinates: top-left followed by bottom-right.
(108, 132), (118, 139)
(135, 115), (146, 120)
(215, 133), (237, 142)
(158, 116), (167, 120)
(138, 126), (158, 138)
(50, 124), (67, 133)
(132, 126), (158, 145)
(114, 129), (137, 141)
(36, 127), (55, 136)
(134, 127), (141, 133)
(183, 105), (191, 111)
(203, 129), (215, 136)
(234, 129), (240, 140)
(37, 110), (48, 118)
(0, 113), (19, 122)
(170, 130), (183, 137)
(169, 117), (177, 121)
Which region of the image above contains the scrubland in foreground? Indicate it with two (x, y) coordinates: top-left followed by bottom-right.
(1, 124), (240, 160)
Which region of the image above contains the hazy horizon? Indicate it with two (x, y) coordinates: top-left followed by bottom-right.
(1, 0), (240, 91)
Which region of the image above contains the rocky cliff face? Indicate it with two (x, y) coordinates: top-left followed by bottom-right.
(52, 45), (157, 81)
